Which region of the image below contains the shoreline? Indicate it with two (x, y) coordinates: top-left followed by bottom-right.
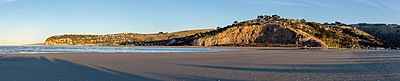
(0, 48), (399, 80)
(11, 45), (393, 49)
(1, 46), (392, 55)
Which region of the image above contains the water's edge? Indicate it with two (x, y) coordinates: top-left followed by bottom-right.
(0, 46), (224, 54)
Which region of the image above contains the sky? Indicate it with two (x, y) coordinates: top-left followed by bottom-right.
(0, 0), (399, 45)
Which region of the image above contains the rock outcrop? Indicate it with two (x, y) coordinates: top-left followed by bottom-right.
(193, 24), (300, 47)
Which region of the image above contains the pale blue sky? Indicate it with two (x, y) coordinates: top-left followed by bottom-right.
(0, 0), (399, 45)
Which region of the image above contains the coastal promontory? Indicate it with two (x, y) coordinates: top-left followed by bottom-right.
(45, 15), (394, 48)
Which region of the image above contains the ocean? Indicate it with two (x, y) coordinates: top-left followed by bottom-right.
(0, 46), (221, 54)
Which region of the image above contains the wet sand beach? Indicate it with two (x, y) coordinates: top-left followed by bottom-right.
(0, 48), (399, 81)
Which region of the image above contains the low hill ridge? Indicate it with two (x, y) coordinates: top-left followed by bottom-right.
(45, 15), (389, 48)
(45, 29), (212, 46)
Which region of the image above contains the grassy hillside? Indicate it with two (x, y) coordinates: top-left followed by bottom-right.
(45, 29), (212, 46)
(353, 23), (400, 47)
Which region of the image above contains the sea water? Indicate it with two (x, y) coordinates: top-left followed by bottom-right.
(0, 46), (221, 54)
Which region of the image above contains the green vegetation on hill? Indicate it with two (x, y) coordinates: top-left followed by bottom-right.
(185, 15), (385, 48)
(45, 29), (212, 46)
(353, 23), (400, 47)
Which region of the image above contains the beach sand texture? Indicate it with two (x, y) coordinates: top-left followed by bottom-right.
(0, 48), (399, 81)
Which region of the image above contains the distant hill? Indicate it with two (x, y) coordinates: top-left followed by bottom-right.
(45, 29), (212, 46)
(353, 23), (400, 47)
(26, 43), (45, 46)
(45, 15), (393, 48)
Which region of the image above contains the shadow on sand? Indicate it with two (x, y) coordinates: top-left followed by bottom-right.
(149, 72), (244, 81)
(172, 56), (400, 74)
(0, 56), (159, 81)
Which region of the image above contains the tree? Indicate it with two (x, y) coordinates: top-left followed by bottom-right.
(335, 22), (343, 25)
(264, 15), (271, 19)
(233, 21), (239, 24)
(271, 15), (281, 19)
(257, 15), (264, 19)
(300, 19), (306, 23)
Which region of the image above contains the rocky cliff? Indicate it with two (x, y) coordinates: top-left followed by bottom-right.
(193, 24), (300, 47)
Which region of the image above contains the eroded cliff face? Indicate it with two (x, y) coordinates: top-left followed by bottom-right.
(193, 24), (321, 47)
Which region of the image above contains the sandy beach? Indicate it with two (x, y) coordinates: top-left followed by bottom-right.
(0, 48), (399, 81)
